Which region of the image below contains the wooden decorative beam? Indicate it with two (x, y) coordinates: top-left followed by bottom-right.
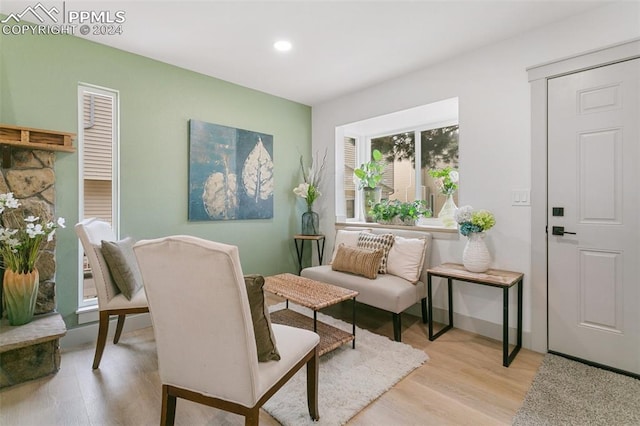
(0, 124), (76, 167)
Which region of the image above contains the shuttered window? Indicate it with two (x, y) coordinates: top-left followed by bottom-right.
(82, 93), (113, 180)
(344, 137), (356, 219)
(78, 84), (119, 305)
(83, 180), (112, 224)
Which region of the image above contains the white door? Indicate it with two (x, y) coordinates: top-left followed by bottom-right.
(548, 59), (639, 375)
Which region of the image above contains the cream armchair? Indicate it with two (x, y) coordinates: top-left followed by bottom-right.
(133, 235), (320, 425)
(75, 218), (149, 369)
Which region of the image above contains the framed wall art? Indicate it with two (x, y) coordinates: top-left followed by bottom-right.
(188, 119), (274, 221)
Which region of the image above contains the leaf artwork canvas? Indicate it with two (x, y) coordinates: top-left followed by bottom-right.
(189, 119), (274, 221)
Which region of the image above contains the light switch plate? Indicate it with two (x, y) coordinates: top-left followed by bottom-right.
(512, 189), (530, 206)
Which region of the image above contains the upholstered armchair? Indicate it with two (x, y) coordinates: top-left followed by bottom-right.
(75, 218), (149, 369)
(133, 235), (320, 425)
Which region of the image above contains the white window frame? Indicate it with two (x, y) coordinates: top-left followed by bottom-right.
(77, 83), (120, 310)
(335, 98), (459, 225)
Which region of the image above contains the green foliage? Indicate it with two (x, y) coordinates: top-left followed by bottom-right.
(369, 199), (432, 223)
(428, 166), (459, 195)
(354, 149), (385, 189)
(371, 126), (459, 170)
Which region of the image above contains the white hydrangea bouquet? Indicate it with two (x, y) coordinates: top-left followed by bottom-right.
(454, 205), (495, 236)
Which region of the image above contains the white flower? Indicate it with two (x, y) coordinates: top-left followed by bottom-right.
(57, 217), (66, 228)
(293, 183), (310, 199)
(454, 205), (474, 224)
(0, 193), (20, 212)
(26, 223), (45, 238)
(25, 215), (39, 223)
(449, 170), (459, 183)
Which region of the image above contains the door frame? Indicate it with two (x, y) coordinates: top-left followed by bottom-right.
(527, 38), (640, 354)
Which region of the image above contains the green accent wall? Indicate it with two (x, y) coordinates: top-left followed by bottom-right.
(0, 30), (311, 328)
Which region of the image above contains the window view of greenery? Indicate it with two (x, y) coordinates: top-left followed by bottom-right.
(371, 125), (459, 215)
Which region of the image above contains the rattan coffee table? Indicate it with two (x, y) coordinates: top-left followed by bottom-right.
(265, 273), (358, 356)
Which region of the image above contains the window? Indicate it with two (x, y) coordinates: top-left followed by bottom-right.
(78, 84), (119, 306)
(343, 136), (357, 219)
(336, 98), (459, 224)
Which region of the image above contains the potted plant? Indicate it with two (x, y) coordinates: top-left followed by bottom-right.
(0, 192), (65, 325)
(293, 152), (326, 235)
(354, 149), (385, 222)
(370, 199), (431, 226)
(454, 205), (496, 272)
(428, 166), (459, 227)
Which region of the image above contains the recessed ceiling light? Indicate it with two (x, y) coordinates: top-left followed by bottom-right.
(274, 40), (292, 52)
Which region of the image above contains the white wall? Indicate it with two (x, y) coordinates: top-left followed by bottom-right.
(312, 1), (640, 352)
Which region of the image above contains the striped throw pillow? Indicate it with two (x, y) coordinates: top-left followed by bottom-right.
(331, 244), (384, 279)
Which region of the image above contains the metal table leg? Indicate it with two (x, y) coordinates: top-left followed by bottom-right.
(503, 278), (523, 367)
(428, 275), (454, 340)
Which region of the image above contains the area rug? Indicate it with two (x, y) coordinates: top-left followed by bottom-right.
(513, 353), (640, 425)
(263, 303), (428, 425)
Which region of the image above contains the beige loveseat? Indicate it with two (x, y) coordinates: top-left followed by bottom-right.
(301, 227), (432, 342)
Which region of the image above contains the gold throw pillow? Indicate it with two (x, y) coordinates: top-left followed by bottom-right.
(331, 244), (384, 279)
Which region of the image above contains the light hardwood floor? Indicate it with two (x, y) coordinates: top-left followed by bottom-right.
(0, 299), (543, 425)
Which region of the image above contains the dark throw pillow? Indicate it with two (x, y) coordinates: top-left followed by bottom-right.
(244, 274), (281, 362)
(101, 237), (144, 300)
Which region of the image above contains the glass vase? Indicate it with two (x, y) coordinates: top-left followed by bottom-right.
(301, 207), (320, 235)
(438, 194), (457, 228)
(462, 233), (491, 273)
(3, 268), (39, 326)
(363, 187), (382, 222)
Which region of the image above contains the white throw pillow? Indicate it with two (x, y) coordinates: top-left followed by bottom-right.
(330, 229), (371, 263)
(386, 236), (428, 283)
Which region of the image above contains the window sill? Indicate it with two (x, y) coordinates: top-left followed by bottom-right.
(335, 219), (460, 240)
(76, 304), (99, 324)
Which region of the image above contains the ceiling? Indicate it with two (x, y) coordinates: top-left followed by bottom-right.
(4, 1), (614, 105)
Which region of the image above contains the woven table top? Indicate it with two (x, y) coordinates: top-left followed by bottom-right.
(264, 273), (358, 310)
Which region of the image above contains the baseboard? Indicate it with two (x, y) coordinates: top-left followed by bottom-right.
(405, 304), (532, 349)
(62, 306), (531, 351)
(60, 313), (152, 349)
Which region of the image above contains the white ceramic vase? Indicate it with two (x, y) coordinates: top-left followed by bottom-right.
(462, 232), (491, 272)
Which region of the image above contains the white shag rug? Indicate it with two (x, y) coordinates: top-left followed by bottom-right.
(263, 303), (428, 426)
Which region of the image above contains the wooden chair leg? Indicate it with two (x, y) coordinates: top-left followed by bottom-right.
(307, 348), (319, 420)
(244, 408), (259, 426)
(113, 314), (126, 344)
(421, 298), (428, 324)
(161, 384), (177, 426)
(93, 311), (110, 369)
(392, 313), (402, 342)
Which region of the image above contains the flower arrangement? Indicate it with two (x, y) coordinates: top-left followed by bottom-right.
(293, 151), (327, 209)
(428, 167), (459, 196)
(454, 205), (496, 237)
(0, 192), (65, 273)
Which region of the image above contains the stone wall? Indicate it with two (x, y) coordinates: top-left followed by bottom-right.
(0, 149), (58, 315)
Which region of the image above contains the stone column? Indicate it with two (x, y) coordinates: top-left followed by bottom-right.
(0, 149), (58, 315)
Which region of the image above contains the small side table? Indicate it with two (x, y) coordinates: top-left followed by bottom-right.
(293, 234), (325, 275)
(426, 263), (524, 367)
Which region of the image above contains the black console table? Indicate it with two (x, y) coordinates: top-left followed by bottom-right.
(426, 263), (523, 367)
